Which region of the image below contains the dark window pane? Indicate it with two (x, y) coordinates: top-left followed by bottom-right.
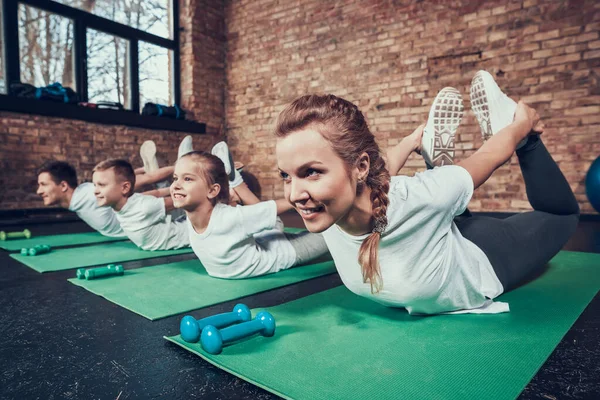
(0, 0), (5, 93)
(56, 0), (172, 39)
(87, 29), (129, 107)
(139, 41), (173, 106)
(18, 4), (74, 88)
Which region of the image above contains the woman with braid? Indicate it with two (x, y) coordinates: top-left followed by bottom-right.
(275, 71), (579, 314)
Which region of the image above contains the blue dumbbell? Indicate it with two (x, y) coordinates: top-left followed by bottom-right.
(84, 264), (124, 280)
(200, 311), (276, 354)
(180, 303), (252, 343)
(29, 244), (51, 256)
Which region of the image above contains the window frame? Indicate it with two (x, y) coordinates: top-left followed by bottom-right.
(0, 0), (204, 134)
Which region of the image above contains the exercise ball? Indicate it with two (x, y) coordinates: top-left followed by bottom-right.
(586, 156), (600, 213)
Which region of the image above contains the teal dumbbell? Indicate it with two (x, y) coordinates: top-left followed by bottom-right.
(28, 245), (51, 256)
(0, 229), (32, 241)
(200, 311), (276, 354)
(180, 304), (252, 343)
(76, 268), (86, 279)
(84, 264), (124, 280)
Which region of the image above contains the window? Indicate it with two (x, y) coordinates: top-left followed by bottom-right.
(139, 41), (172, 106)
(55, 0), (172, 39)
(87, 28), (128, 106)
(18, 4), (74, 88)
(1, 0), (181, 112)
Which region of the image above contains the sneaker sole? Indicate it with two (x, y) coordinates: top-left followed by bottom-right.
(211, 142), (235, 180)
(470, 71), (527, 149)
(140, 140), (159, 172)
(424, 87), (464, 167)
(470, 71), (494, 141)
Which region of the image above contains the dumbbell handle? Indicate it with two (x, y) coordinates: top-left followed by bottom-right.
(198, 310), (248, 330)
(220, 319), (267, 343)
(0, 229), (31, 240)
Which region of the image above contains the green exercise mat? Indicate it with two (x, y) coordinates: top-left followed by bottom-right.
(69, 259), (336, 320)
(10, 241), (193, 273)
(0, 231), (127, 252)
(165, 251), (600, 400)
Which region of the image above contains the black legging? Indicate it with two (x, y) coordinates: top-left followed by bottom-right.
(455, 135), (580, 291)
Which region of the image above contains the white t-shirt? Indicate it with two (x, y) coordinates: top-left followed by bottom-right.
(187, 201), (297, 279)
(69, 182), (126, 238)
(322, 165), (507, 315)
(115, 193), (189, 250)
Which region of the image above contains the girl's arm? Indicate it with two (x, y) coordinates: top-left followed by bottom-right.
(231, 183), (260, 205)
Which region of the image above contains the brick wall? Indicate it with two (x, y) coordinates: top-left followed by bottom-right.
(0, 0), (226, 210)
(224, 0), (600, 213)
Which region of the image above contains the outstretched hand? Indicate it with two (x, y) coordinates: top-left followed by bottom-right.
(514, 100), (544, 134)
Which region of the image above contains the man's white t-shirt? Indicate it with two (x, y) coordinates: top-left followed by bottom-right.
(115, 193), (189, 250)
(187, 201), (297, 279)
(322, 165), (507, 315)
(68, 182), (126, 238)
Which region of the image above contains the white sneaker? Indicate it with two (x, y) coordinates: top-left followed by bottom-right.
(211, 141), (244, 188)
(421, 87), (464, 167)
(178, 135), (194, 159)
(140, 140), (159, 173)
(470, 70), (527, 149)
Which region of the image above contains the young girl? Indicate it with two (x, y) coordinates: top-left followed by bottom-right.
(171, 148), (330, 279)
(274, 70), (580, 315)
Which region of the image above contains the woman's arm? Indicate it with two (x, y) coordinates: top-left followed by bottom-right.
(457, 101), (543, 190)
(386, 124), (424, 176)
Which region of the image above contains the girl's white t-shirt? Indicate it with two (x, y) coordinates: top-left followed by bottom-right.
(322, 166), (507, 315)
(187, 201), (297, 279)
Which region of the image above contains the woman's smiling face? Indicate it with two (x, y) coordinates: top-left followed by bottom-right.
(276, 127), (361, 233)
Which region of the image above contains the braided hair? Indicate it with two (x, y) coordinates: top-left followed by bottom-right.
(275, 94), (390, 293)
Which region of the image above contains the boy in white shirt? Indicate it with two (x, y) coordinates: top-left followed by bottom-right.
(92, 159), (189, 250)
(36, 161), (173, 238)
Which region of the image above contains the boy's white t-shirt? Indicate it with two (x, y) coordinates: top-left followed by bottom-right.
(322, 165), (507, 315)
(115, 193), (189, 250)
(68, 182), (126, 238)
(187, 200), (297, 279)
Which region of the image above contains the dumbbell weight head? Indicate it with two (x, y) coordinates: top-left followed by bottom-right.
(256, 311), (276, 337)
(201, 325), (223, 354)
(180, 316), (201, 343)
